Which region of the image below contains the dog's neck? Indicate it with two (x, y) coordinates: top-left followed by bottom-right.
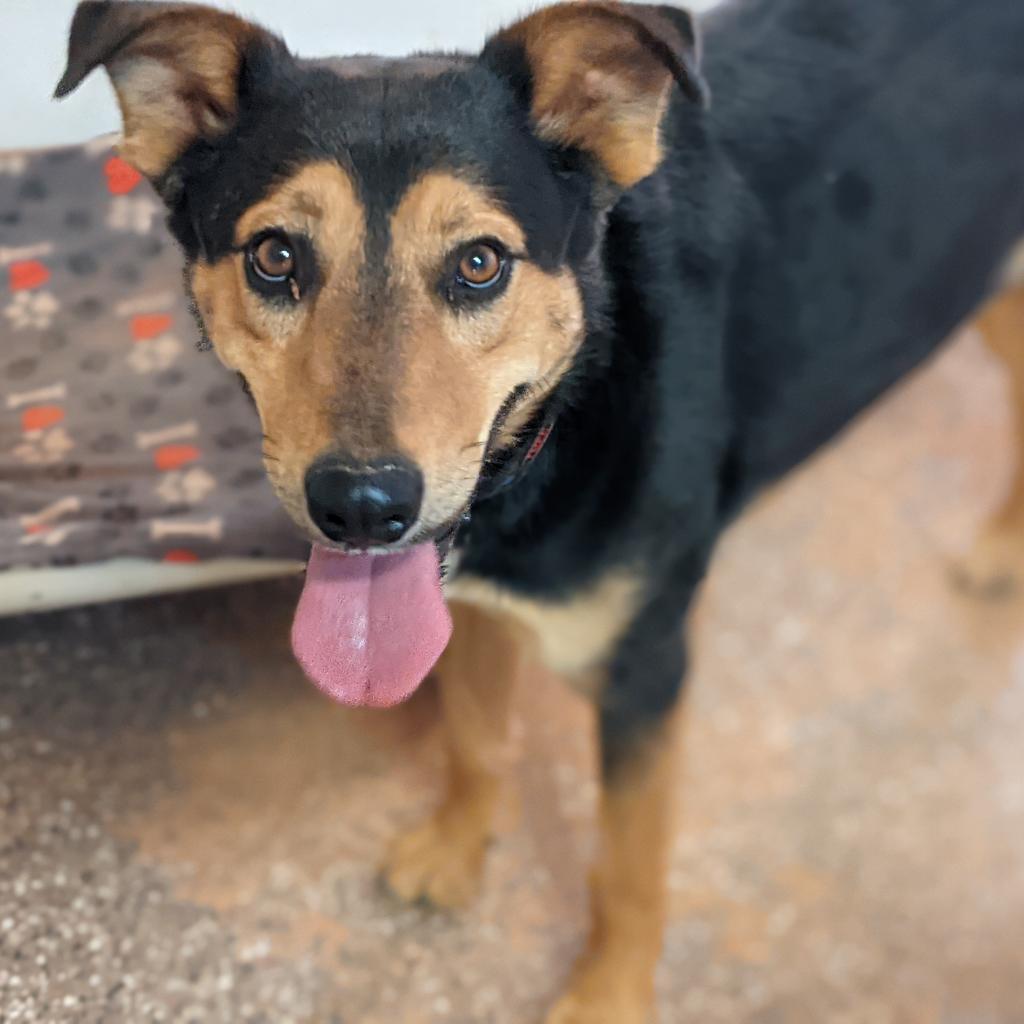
(451, 196), (663, 591)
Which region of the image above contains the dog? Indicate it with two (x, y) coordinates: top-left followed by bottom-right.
(56, 0), (1024, 1020)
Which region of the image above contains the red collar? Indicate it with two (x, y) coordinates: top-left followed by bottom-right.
(474, 408), (557, 501)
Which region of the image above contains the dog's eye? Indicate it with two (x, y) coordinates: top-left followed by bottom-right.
(446, 240), (511, 308)
(253, 235), (294, 280)
(245, 230), (302, 300)
(458, 243), (503, 288)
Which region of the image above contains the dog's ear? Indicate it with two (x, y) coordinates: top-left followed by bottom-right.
(483, 2), (708, 189)
(55, 1), (283, 178)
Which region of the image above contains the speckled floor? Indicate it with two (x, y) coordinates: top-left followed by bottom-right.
(2, 327), (1023, 1024)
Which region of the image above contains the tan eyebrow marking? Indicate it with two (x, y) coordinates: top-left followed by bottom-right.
(392, 172), (527, 259)
(234, 161), (363, 256)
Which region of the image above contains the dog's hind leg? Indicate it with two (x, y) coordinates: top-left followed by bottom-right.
(383, 602), (520, 909)
(954, 281), (1024, 598)
(547, 614), (687, 1024)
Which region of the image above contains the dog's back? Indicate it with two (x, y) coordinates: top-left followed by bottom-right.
(690, 0), (1024, 494)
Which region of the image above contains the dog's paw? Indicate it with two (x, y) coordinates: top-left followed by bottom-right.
(544, 961), (654, 1024)
(951, 525), (1024, 600)
(382, 813), (488, 910)
(544, 988), (652, 1024)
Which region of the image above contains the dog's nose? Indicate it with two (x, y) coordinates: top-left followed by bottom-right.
(305, 456), (423, 548)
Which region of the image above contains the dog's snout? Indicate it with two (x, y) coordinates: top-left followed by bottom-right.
(305, 456), (423, 548)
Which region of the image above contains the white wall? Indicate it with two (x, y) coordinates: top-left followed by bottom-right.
(3, 0), (721, 150)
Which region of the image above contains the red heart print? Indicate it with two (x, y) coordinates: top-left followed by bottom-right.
(154, 444), (200, 471)
(131, 313), (174, 341)
(163, 549), (201, 563)
(9, 260), (51, 292)
(22, 406), (64, 432)
(105, 155), (143, 195)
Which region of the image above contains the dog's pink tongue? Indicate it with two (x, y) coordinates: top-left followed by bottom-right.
(291, 543), (452, 708)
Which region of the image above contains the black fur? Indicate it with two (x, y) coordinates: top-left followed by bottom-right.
(469, 0), (1024, 556)
(471, 0), (1024, 771)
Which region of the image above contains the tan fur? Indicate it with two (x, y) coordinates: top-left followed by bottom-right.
(490, 4), (682, 188)
(955, 281), (1024, 597)
(190, 162), (367, 536)
(100, 6), (262, 177)
(547, 711), (681, 1024)
(194, 166), (584, 545)
(386, 173), (585, 528)
(447, 570), (643, 685)
(383, 603), (522, 908)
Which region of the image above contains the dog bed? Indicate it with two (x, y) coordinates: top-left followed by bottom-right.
(0, 139), (306, 614)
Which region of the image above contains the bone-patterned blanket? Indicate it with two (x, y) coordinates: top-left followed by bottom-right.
(0, 140), (307, 572)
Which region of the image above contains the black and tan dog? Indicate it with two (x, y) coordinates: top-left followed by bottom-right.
(57, 0), (1024, 1020)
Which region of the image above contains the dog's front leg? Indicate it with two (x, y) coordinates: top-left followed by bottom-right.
(955, 282), (1024, 597)
(548, 624), (687, 1024)
(383, 602), (520, 909)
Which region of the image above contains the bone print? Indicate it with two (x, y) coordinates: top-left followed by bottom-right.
(0, 139), (307, 572)
(135, 421), (199, 450)
(19, 496), (82, 531)
(5, 383), (68, 410)
(115, 291), (178, 317)
(0, 243), (55, 267)
(150, 517), (224, 542)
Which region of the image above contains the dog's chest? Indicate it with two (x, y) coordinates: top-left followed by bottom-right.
(444, 570), (641, 683)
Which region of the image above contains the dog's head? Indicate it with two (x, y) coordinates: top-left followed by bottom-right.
(57, 0), (707, 553)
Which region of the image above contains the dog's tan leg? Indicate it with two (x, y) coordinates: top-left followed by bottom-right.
(383, 602), (520, 909)
(954, 283), (1024, 597)
(547, 710), (680, 1024)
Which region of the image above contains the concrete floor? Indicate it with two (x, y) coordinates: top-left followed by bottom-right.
(1, 328), (1023, 1024)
